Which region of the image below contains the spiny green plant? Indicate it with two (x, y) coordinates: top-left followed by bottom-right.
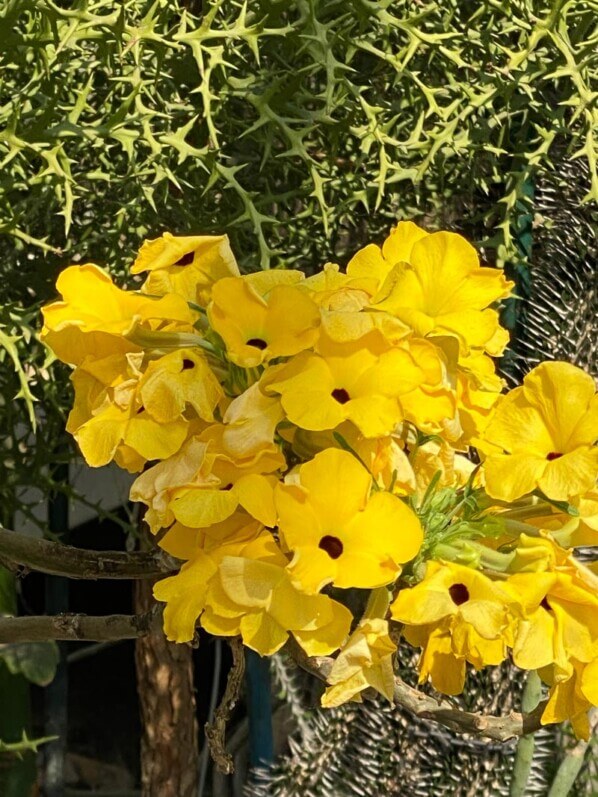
(1, 0), (597, 528)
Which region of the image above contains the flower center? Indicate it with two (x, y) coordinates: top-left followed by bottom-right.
(546, 452), (563, 461)
(181, 358), (195, 370)
(174, 251), (195, 266)
(331, 388), (350, 404)
(449, 583), (470, 605)
(246, 337), (268, 350)
(318, 535), (344, 559)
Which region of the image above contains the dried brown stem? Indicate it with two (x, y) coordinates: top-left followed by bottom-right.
(0, 527), (177, 580)
(287, 639), (547, 742)
(0, 610), (162, 643)
(204, 638), (245, 774)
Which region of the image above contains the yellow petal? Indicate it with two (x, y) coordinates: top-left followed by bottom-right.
(139, 349), (222, 423)
(538, 448), (598, 502)
(170, 488), (238, 528)
(153, 551), (218, 642)
(482, 453), (546, 502)
(234, 474), (277, 527)
(240, 612), (288, 655)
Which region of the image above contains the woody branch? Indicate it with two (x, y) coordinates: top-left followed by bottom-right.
(0, 527), (178, 580)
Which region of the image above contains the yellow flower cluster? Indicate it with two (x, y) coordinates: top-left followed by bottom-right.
(42, 224), (598, 734)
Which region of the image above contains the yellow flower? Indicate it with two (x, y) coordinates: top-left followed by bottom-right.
(397, 338), (457, 433)
(130, 437), (217, 532)
(219, 382), (285, 460)
(201, 554), (353, 656)
(67, 353), (137, 435)
(500, 535), (598, 676)
(131, 233), (240, 306)
(131, 428), (282, 532)
(68, 353), (188, 469)
(346, 221), (430, 295)
(275, 448), (423, 593)
(540, 659), (596, 740)
(480, 361), (598, 502)
(41, 264), (196, 366)
(154, 520), (280, 642)
(368, 231), (513, 354)
(402, 624), (468, 696)
(517, 491), (598, 549)
(170, 472), (278, 530)
(208, 276), (320, 367)
(391, 561), (510, 690)
(351, 432), (416, 495)
(453, 351), (504, 444)
(157, 511), (265, 560)
(321, 588), (396, 707)
(302, 263), (371, 311)
(264, 336), (427, 438)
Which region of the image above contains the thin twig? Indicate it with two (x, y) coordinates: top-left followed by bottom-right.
(0, 609), (162, 643)
(205, 638), (246, 774)
(0, 527), (178, 580)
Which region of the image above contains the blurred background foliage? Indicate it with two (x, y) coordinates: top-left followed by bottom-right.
(1, 0), (597, 522)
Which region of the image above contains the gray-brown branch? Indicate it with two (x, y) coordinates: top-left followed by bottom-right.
(0, 610), (162, 643)
(287, 639), (547, 743)
(0, 527), (178, 580)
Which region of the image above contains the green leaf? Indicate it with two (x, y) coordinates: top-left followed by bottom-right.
(0, 642), (60, 687)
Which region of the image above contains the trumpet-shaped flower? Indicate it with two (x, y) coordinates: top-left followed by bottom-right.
(346, 221), (430, 295)
(302, 263), (371, 311)
(208, 277), (320, 367)
(132, 233), (240, 306)
(500, 535), (598, 676)
(68, 353), (189, 469)
(480, 362), (598, 502)
(540, 658), (598, 740)
(41, 264), (196, 366)
(402, 624), (470, 696)
(275, 448), (423, 593)
(220, 382), (285, 459)
(369, 232), (513, 354)
(131, 428), (282, 533)
(452, 351), (504, 444)
(154, 520), (282, 642)
(397, 338), (457, 433)
(139, 348), (223, 423)
(321, 589), (396, 707)
(410, 439), (476, 496)
(265, 337), (427, 438)
(201, 554), (353, 656)
(391, 561), (510, 691)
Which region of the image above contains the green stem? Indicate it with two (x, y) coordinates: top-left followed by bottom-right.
(510, 671), (543, 797)
(434, 540), (515, 571)
(547, 709), (597, 797)
(498, 502), (553, 521)
(502, 519), (543, 537)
